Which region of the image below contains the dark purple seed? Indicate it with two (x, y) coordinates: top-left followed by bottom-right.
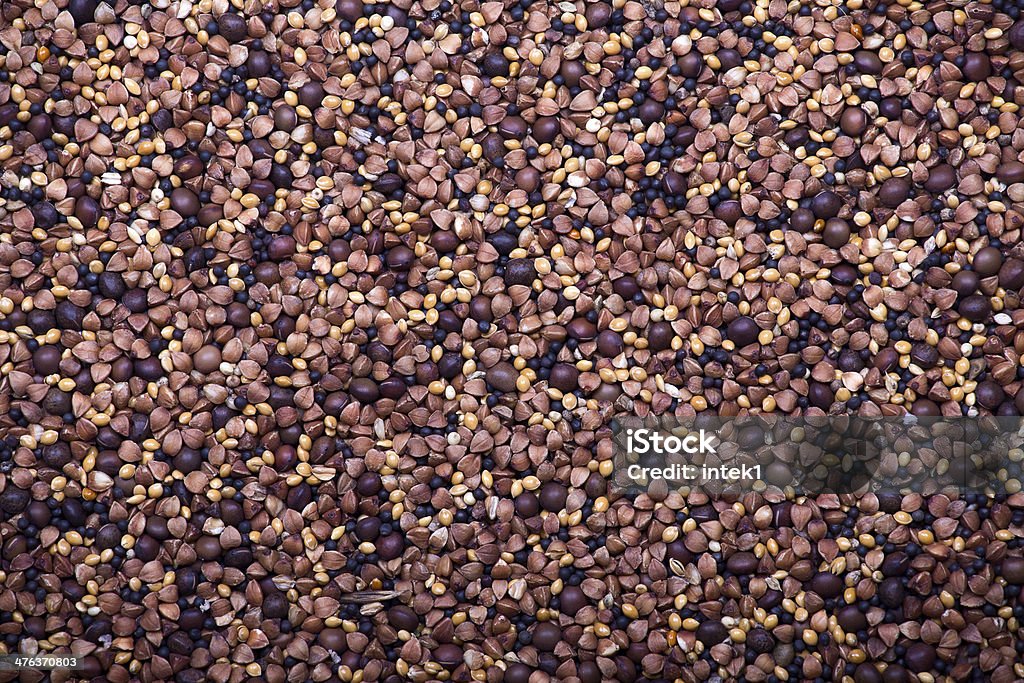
(198, 204), (224, 225)
(904, 643), (936, 673)
(503, 664), (533, 683)
(789, 207), (816, 232)
(839, 107), (868, 136)
(532, 117), (560, 143)
(273, 106), (298, 130)
(836, 604), (867, 632)
(997, 161), (1024, 184)
(638, 99), (664, 125)
(263, 592), (289, 619)
(192, 536), (219, 561)
(377, 533), (405, 560)
(809, 571), (844, 599)
(482, 53), (510, 77)
(75, 196), (101, 226)
(973, 246), (1003, 276)
(0, 104), (16, 127)
(356, 473), (381, 496)
(678, 52), (703, 78)
(170, 188), (200, 216)
(585, 3), (610, 28)
(909, 344), (937, 369)
(248, 49), (272, 76)
(32, 202), (59, 228)
(96, 524), (122, 549)
(853, 50), (883, 74)
(146, 516), (169, 541)
(532, 622), (561, 651)
(910, 398), (941, 417)
(267, 355), (293, 377)
(958, 295), (991, 322)
(1001, 557), (1024, 584)
(665, 539), (692, 564)
(0, 487), (29, 514)
(387, 606), (419, 631)
(558, 586), (588, 614)
(469, 297), (492, 323)
(174, 155), (204, 180)
(951, 270), (980, 296)
(726, 316), (759, 347)
(596, 330), (624, 356)
(999, 259), (1024, 290)
(808, 382), (834, 410)
(538, 482), (568, 511)
(134, 535), (160, 561)
(962, 52), (991, 81)
(566, 318), (597, 340)
(374, 172), (404, 194)
(286, 483), (312, 510)
(924, 164), (956, 192)
(318, 628), (346, 650)
(386, 245), (415, 270)
(811, 190), (842, 219)
(298, 81), (325, 108)
(976, 381), (1005, 410)
(880, 552), (909, 577)
(217, 13), (248, 41)
(695, 620), (728, 647)
(268, 236), (296, 261)
(336, 0), (363, 22)
(486, 362), (518, 393)
(27, 114), (52, 141)
(355, 517), (381, 541)
(134, 358), (164, 380)
(269, 164), (293, 188)
(349, 377), (380, 403)
(714, 199), (742, 225)
(878, 177), (910, 208)
(499, 115), (528, 139)
(662, 171), (687, 195)
(726, 551), (758, 574)
(515, 167), (541, 192)
(717, 49), (742, 70)
(673, 126), (697, 147)
(504, 258), (536, 286)
(877, 577), (904, 608)
(1011, 21), (1024, 50)
(433, 644), (463, 667)
(746, 628), (775, 654)
(822, 218), (850, 248)
(514, 493), (540, 518)
(854, 664), (884, 683)
(549, 364), (579, 392)
(33, 346), (62, 375)
(69, 0), (98, 24)
(560, 61), (586, 88)
(647, 322), (673, 352)
(55, 301), (86, 330)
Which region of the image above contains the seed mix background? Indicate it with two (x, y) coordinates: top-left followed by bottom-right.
(0, 0), (1023, 682)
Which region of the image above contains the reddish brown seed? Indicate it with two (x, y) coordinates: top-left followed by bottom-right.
(193, 345), (222, 373)
(839, 107), (869, 136)
(973, 247), (1003, 276)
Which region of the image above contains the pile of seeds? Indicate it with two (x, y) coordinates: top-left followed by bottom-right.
(1, 0), (1024, 681)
